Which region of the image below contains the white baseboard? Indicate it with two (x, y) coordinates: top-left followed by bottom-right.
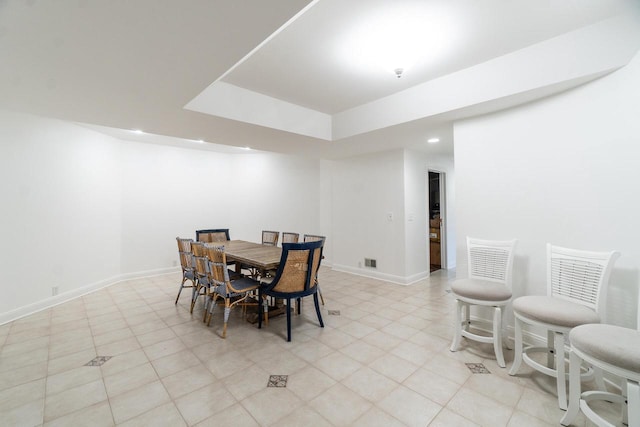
(0, 267), (178, 326)
(331, 264), (429, 285)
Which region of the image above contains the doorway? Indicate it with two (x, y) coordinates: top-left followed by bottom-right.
(428, 171), (445, 272)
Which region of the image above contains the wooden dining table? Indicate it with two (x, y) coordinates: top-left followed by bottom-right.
(218, 240), (282, 277)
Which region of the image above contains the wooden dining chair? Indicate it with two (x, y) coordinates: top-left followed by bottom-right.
(174, 237), (197, 305)
(303, 234), (326, 305)
(190, 241), (210, 314)
(196, 228), (230, 243)
(281, 232), (299, 244)
(262, 230), (279, 246)
(204, 245), (260, 338)
(258, 240), (324, 341)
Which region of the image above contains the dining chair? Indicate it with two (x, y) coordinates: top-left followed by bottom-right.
(262, 230), (279, 246)
(190, 241), (211, 314)
(195, 228), (230, 243)
(175, 237), (197, 305)
(203, 245), (260, 338)
(281, 232), (299, 244)
(561, 292), (639, 427)
(509, 244), (620, 410)
(303, 234), (326, 305)
(449, 237), (517, 368)
(258, 240), (324, 341)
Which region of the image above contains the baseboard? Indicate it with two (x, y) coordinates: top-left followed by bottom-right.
(0, 267), (178, 326)
(331, 264), (429, 285)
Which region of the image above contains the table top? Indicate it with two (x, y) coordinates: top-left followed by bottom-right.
(213, 240), (282, 271)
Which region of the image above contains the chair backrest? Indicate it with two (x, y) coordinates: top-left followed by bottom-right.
(196, 228), (230, 243)
(466, 237), (517, 288)
(281, 232), (299, 244)
(547, 244), (620, 315)
(303, 234), (326, 243)
(262, 230), (279, 246)
(176, 237), (195, 271)
(191, 241), (207, 257)
(191, 241), (209, 279)
(205, 245), (233, 293)
(262, 240), (324, 298)
(176, 237), (193, 253)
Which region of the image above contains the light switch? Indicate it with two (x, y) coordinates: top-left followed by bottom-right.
(386, 212), (393, 222)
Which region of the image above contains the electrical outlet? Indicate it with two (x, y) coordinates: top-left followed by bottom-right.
(52, 286), (59, 296)
(386, 212), (393, 222)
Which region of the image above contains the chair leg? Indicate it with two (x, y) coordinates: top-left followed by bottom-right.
(509, 317), (524, 376)
(206, 294), (218, 326)
(493, 306), (506, 368)
(313, 293), (324, 328)
(560, 350), (582, 426)
(258, 290), (263, 330)
(318, 286), (325, 305)
(555, 332), (568, 410)
(628, 379), (640, 427)
(593, 366), (606, 392)
(450, 299), (463, 352)
(222, 299), (230, 338)
(286, 298), (292, 342)
(175, 277), (186, 304)
(263, 296), (269, 326)
(190, 283), (200, 314)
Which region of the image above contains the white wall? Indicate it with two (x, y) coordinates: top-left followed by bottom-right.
(454, 52), (640, 329)
(403, 149), (429, 281)
(331, 149), (408, 281)
(0, 111), (324, 322)
(0, 111), (122, 316)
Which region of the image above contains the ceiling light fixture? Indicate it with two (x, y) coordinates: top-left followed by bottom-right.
(427, 137), (440, 144)
(340, 4), (451, 78)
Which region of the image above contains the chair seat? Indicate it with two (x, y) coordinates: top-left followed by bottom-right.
(570, 324), (640, 373)
(513, 296), (600, 328)
(451, 278), (511, 302)
(228, 277), (259, 292)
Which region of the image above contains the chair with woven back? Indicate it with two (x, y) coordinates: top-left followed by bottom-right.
(258, 240), (324, 341)
(203, 245), (260, 338)
(303, 234), (326, 305)
(281, 232), (299, 244)
(175, 237), (197, 305)
(262, 230), (279, 246)
(196, 228), (230, 243)
(509, 244), (620, 410)
(190, 241), (211, 314)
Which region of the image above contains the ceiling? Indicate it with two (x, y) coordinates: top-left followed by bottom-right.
(1, 0), (639, 159)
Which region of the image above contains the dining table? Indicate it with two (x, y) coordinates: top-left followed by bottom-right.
(219, 240), (282, 277)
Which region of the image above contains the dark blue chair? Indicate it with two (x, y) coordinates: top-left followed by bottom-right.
(258, 240), (324, 341)
(195, 228), (230, 242)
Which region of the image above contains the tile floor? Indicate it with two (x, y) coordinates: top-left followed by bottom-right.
(0, 268), (618, 426)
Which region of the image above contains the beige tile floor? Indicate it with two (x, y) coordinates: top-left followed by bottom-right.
(0, 268), (619, 426)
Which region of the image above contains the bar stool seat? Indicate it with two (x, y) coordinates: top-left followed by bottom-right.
(512, 296), (600, 328)
(561, 323), (640, 427)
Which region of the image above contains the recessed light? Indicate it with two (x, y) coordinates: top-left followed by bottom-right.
(243, 146), (251, 151)
(194, 139), (205, 143)
(132, 129), (144, 134)
(427, 137), (440, 144)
